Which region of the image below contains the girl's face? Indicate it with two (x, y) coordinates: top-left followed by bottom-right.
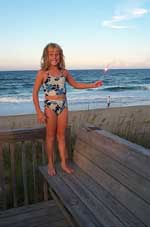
(48, 47), (60, 66)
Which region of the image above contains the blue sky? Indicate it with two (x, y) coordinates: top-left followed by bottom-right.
(0, 0), (150, 70)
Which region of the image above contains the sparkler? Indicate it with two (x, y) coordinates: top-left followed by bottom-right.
(103, 64), (110, 73)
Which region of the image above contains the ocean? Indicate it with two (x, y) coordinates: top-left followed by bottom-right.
(0, 69), (150, 116)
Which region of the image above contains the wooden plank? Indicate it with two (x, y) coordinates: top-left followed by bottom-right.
(56, 165), (124, 227)
(21, 142), (28, 205)
(0, 200), (56, 216)
(0, 125), (70, 144)
(41, 140), (46, 165)
(78, 127), (150, 180)
(10, 143), (17, 208)
(0, 205), (64, 223)
(41, 140), (48, 201)
(0, 126), (71, 210)
(66, 126), (72, 160)
(75, 139), (150, 204)
(0, 127), (46, 143)
(39, 166), (100, 227)
(0, 144), (6, 210)
(86, 126), (150, 156)
(0, 200), (69, 227)
(49, 188), (78, 227)
(32, 141), (38, 203)
(74, 153), (150, 226)
(70, 162), (145, 227)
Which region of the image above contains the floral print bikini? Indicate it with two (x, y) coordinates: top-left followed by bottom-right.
(43, 71), (68, 115)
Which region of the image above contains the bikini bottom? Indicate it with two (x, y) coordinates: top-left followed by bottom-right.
(44, 99), (68, 116)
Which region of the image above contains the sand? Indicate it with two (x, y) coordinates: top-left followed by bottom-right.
(0, 105), (150, 148)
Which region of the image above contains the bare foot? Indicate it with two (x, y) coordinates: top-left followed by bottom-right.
(48, 164), (56, 176)
(61, 163), (74, 174)
(48, 168), (56, 176)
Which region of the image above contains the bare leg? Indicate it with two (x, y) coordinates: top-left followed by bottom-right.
(45, 107), (57, 176)
(57, 108), (74, 174)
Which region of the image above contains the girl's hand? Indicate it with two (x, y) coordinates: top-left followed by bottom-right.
(92, 80), (103, 88)
(37, 111), (46, 124)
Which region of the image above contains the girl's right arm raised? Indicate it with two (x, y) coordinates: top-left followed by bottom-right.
(32, 70), (46, 124)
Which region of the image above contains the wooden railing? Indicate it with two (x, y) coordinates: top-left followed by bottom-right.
(0, 126), (49, 210)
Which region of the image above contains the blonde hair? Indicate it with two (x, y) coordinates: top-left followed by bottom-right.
(41, 43), (65, 71)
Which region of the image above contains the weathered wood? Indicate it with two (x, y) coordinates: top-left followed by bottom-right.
(32, 141), (38, 203)
(0, 125), (71, 210)
(74, 139), (150, 203)
(39, 126), (150, 227)
(0, 144), (6, 210)
(41, 141), (48, 201)
(0, 200), (69, 227)
(39, 166), (100, 227)
(41, 140), (46, 165)
(78, 127), (150, 180)
(74, 152), (150, 225)
(10, 143), (17, 208)
(66, 126), (72, 160)
(21, 142), (28, 205)
(49, 188), (77, 227)
(56, 165), (124, 227)
(70, 163), (144, 227)
(0, 126), (45, 143)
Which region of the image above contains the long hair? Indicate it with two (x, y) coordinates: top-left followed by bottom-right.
(41, 43), (65, 71)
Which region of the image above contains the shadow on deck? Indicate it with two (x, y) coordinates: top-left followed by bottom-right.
(0, 200), (69, 227)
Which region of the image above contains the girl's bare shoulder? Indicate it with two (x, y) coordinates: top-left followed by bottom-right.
(62, 69), (70, 78)
(36, 69), (45, 77)
(35, 70), (46, 84)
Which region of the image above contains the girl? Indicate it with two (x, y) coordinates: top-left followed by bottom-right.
(32, 43), (103, 176)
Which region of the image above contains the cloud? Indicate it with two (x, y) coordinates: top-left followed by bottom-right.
(112, 15), (127, 21)
(102, 20), (130, 30)
(102, 7), (150, 29)
(132, 8), (148, 16)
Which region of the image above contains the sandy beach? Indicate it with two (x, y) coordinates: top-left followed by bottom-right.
(0, 105), (150, 148)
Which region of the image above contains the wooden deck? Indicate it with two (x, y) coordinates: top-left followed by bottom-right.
(0, 126), (71, 210)
(0, 200), (70, 227)
(39, 126), (150, 227)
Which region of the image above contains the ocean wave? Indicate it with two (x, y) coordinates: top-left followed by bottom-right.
(0, 94), (135, 104)
(102, 85), (150, 91)
(67, 95), (134, 103)
(0, 97), (44, 103)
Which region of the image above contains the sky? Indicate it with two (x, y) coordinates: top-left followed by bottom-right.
(0, 0), (150, 70)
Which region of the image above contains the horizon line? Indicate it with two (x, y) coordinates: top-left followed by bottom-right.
(0, 67), (150, 72)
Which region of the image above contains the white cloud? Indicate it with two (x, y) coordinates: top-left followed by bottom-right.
(112, 15), (127, 21)
(102, 7), (150, 29)
(132, 8), (148, 16)
(102, 20), (130, 29)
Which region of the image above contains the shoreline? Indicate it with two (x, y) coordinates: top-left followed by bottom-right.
(0, 102), (150, 117)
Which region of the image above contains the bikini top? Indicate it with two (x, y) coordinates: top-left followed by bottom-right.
(43, 72), (67, 96)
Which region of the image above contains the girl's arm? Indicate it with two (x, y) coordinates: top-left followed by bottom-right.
(65, 70), (103, 89)
(32, 70), (46, 123)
